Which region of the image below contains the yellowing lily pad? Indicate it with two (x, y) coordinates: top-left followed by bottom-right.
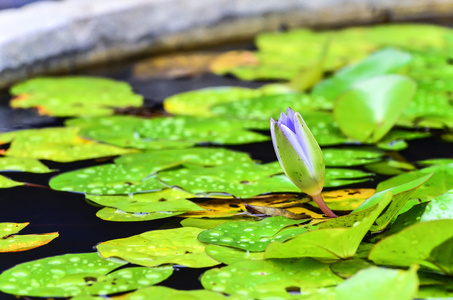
(201, 258), (342, 299)
(317, 189), (375, 211)
(97, 227), (220, 268)
(10, 77), (143, 117)
(0, 127), (134, 162)
(0, 253), (172, 297)
(198, 216), (308, 251)
(0, 222), (58, 252)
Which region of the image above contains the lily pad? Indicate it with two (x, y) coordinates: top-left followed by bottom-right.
(114, 147), (254, 166)
(369, 219), (453, 274)
(335, 266), (419, 300)
(0, 222), (58, 252)
(421, 189), (453, 221)
(265, 192), (392, 260)
(0, 157), (52, 173)
(323, 148), (384, 167)
(164, 85), (293, 117)
(334, 75), (416, 143)
(325, 168), (372, 187)
(0, 175), (23, 188)
(87, 188), (201, 213)
(96, 208), (185, 222)
(49, 161), (177, 195)
(0, 127), (134, 162)
(0, 253), (172, 297)
(116, 286), (249, 300)
(316, 189), (375, 211)
(376, 129), (430, 151)
(198, 216), (307, 251)
(10, 77), (143, 117)
(205, 244), (265, 265)
(67, 116), (196, 150)
(136, 116), (269, 145)
(201, 258), (343, 299)
(97, 227), (220, 268)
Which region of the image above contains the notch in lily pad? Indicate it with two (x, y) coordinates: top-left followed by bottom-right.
(334, 74), (417, 143)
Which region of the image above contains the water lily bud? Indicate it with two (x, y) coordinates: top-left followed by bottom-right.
(271, 108), (336, 217)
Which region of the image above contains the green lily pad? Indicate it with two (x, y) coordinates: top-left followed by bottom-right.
(376, 163), (453, 200)
(334, 75), (417, 143)
(137, 116), (268, 145)
(96, 208), (185, 222)
(114, 147), (254, 166)
(376, 129), (430, 151)
(97, 227), (220, 268)
(158, 162), (300, 198)
(301, 112), (350, 146)
(0, 127), (134, 162)
(198, 216), (307, 251)
(421, 189), (453, 221)
(325, 168), (372, 187)
(201, 258), (343, 299)
(323, 148), (384, 167)
(0, 157), (52, 173)
(180, 217), (251, 229)
(10, 77), (143, 117)
(115, 286), (250, 300)
(335, 266), (419, 300)
(0, 253), (172, 297)
(313, 48), (412, 100)
(164, 84), (293, 117)
(205, 244), (265, 265)
(210, 93), (332, 120)
(330, 258), (374, 279)
(265, 192), (392, 260)
(49, 160), (177, 195)
(87, 188), (201, 213)
(0, 222), (58, 252)
(364, 159), (415, 176)
(67, 116), (195, 150)
(369, 219), (453, 274)
(0, 175), (23, 188)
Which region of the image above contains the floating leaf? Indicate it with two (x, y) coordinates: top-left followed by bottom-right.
(313, 48), (412, 100)
(49, 160), (176, 195)
(0, 253), (172, 297)
(201, 258), (342, 299)
(205, 244), (265, 265)
(421, 189), (453, 221)
(116, 286), (247, 300)
(209, 50), (260, 74)
(158, 162), (300, 198)
(330, 258), (374, 279)
(376, 163), (453, 200)
(244, 204), (310, 219)
(335, 266), (419, 300)
(0, 222), (58, 252)
(198, 216), (307, 252)
(376, 129), (430, 151)
(323, 148), (384, 167)
(325, 168), (372, 187)
(10, 77), (143, 117)
(87, 188), (201, 213)
(364, 159), (415, 176)
(316, 189), (375, 211)
(180, 217), (252, 229)
(0, 175), (23, 188)
(0, 127), (134, 162)
(137, 116), (268, 145)
(369, 219), (453, 274)
(164, 85), (292, 117)
(265, 192), (392, 260)
(334, 75), (416, 143)
(114, 147), (254, 167)
(96, 208), (184, 222)
(0, 157), (52, 173)
(97, 227), (220, 268)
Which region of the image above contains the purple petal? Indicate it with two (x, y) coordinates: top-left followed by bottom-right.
(293, 113), (313, 171)
(280, 124), (311, 168)
(280, 111), (295, 133)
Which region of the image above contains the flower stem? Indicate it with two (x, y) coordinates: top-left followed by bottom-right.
(313, 193), (337, 218)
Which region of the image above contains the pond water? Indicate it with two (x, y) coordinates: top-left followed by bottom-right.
(1, 25), (453, 300)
